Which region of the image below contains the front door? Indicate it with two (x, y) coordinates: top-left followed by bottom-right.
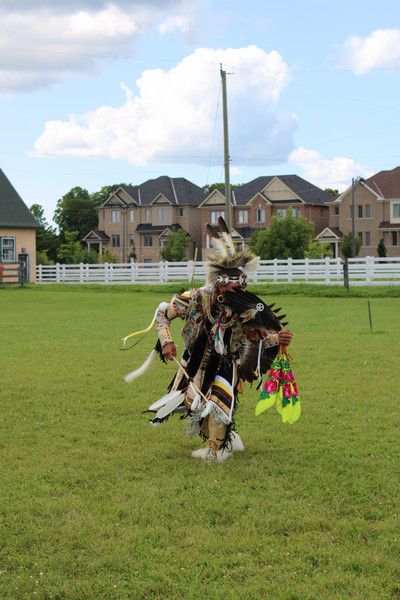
(17, 254), (29, 283)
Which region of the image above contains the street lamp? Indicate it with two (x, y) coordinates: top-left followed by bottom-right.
(351, 176), (363, 258)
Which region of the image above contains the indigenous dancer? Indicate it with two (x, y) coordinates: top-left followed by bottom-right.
(124, 217), (292, 462)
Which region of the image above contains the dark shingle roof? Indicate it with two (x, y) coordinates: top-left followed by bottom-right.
(117, 176), (206, 206)
(82, 230), (110, 242)
(232, 175), (332, 206)
(0, 169), (41, 228)
(365, 166), (400, 199)
(135, 223), (184, 234)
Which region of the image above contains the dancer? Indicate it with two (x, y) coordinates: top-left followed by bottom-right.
(124, 217), (292, 462)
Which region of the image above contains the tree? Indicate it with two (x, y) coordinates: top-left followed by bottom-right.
(340, 232), (361, 259)
(56, 231), (99, 264)
(249, 207), (314, 259)
(161, 227), (190, 262)
(30, 203), (59, 262)
(202, 182), (242, 193)
(304, 241), (333, 259)
(377, 237), (387, 258)
(325, 188), (339, 197)
(53, 187), (98, 241)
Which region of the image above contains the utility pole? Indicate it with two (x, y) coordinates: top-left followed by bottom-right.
(220, 64), (232, 232)
(351, 178), (356, 259)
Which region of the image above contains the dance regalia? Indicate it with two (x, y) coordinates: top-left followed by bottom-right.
(123, 217), (299, 462)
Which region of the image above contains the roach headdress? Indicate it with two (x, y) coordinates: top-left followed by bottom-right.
(205, 217), (260, 286)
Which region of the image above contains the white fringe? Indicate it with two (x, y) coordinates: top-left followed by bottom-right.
(124, 349), (158, 383)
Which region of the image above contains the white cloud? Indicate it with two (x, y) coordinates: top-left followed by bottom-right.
(0, 1), (198, 95)
(32, 46), (297, 168)
(338, 29), (400, 74)
(289, 147), (373, 191)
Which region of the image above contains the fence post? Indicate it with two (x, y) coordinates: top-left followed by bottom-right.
(104, 263), (109, 284)
(38, 263), (42, 283)
(273, 258), (278, 283)
(324, 256), (330, 284)
(130, 260), (135, 284)
(366, 255), (373, 284)
(158, 261), (163, 284)
(56, 263), (60, 283)
(287, 257), (293, 283)
(79, 262), (84, 283)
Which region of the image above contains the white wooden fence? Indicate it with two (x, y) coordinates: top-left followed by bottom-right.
(36, 256), (400, 286)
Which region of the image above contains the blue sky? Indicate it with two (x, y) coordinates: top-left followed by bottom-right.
(1, 0), (400, 226)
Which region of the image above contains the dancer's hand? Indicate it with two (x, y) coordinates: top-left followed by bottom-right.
(162, 342), (177, 360)
(278, 329), (293, 346)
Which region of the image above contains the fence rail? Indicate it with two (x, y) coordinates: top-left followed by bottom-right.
(0, 262), (25, 286)
(35, 257), (400, 286)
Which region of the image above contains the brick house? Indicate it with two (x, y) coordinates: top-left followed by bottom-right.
(85, 176), (206, 262)
(0, 169), (41, 282)
(199, 175), (331, 258)
(321, 166), (400, 257)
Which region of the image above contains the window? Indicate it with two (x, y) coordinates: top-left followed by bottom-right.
(144, 258), (153, 264)
(365, 205), (371, 218)
(129, 234), (134, 248)
(294, 207), (301, 218)
(238, 210), (248, 224)
(358, 232), (363, 245)
(111, 210), (120, 223)
(145, 209), (151, 222)
(211, 210), (224, 224)
(256, 208), (265, 223)
(144, 234), (153, 247)
(358, 205), (363, 218)
(157, 208), (167, 222)
(320, 208), (324, 217)
(365, 232), (370, 246)
(1, 237), (16, 262)
(334, 207), (339, 216)
(277, 208), (287, 219)
(112, 234), (120, 248)
(394, 203), (400, 218)
(129, 209), (134, 222)
(393, 232), (398, 246)
(179, 208), (185, 217)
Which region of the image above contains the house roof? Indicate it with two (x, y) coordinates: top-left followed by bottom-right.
(113, 176), (206, 207)
(364, 166), (400, 199)
(378, 221), (400, 231)
(0, 169), (41, 229)
(82, 230), (110, 242)
(231, 175), (333, 206)
(135, 223), (183, 234)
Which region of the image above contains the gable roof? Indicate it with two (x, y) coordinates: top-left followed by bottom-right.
(214, 175), (332, 206)
(102, 176), (206, 207)
(0, 169), (41, 229)
(364, 166), (400, 199)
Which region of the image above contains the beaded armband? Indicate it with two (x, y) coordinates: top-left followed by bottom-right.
(155, 302), (173, 348)
(265, 332), (279, 347)
(158, 325), (173, 348)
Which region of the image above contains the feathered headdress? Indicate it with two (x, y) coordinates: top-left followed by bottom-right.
(205, 216), (260, 286)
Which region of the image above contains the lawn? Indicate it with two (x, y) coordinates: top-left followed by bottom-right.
(1, 285), (399, 599)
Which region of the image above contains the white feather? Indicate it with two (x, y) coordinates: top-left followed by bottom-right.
(148, 390), (183, 412)
(190, 394), (202, 411)
(124, 350), (158, 384)
(221, 231), (235, 256)
(155, 392), (185, 419)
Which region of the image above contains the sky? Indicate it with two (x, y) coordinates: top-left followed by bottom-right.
(1, 0), (400, 226)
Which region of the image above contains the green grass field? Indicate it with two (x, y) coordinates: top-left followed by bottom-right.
(1, 285), (399, 599)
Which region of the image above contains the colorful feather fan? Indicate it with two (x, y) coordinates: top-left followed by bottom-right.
(255, 346), (301, 424)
